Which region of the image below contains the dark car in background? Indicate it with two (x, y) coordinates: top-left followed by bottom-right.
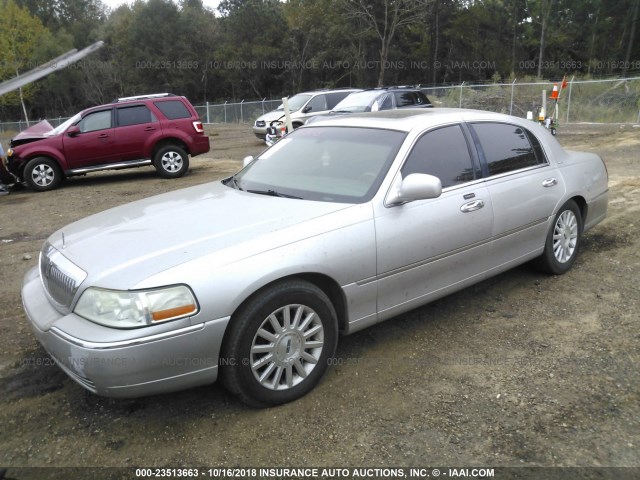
(6, 93), (210, 191)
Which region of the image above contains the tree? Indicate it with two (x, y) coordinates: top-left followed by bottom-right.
(623, 0), (639, 76)
(342, 0), (430, 87)
(525, 0), (553, 78)
(0, 0), (49, 122)
(216, 0), (290, 99)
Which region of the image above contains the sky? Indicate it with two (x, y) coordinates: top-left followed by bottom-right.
(100, 0), (221, 12)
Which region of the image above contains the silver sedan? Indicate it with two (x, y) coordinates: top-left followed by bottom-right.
(22, 109), (608, 406)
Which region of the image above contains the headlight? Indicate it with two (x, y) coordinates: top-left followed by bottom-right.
(74, 285), (198, 329)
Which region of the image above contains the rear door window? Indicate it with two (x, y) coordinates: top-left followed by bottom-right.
(326, 92), (352, 109)
(154, 100), (191, 120)
(117, 105), (157, 126)
(471, 123), (546, 176)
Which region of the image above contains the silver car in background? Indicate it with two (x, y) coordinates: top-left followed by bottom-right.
(22, 109), (608, 407)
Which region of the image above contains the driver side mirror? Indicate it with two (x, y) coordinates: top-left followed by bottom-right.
(302, 105), (312, 114)
(67, 125), (80, 137)
(386, 173), (442, 206)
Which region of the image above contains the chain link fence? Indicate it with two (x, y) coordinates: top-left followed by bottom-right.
(2, 77), (639, 135)
(193, 99), (281, 124)
(421, 76), (640, 124)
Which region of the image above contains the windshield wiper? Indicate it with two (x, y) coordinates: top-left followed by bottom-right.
(247, 189), (302, 199)
(224, 175), (244, 191)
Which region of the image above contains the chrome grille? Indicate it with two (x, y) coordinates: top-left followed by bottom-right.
(40, 243), (87, 309)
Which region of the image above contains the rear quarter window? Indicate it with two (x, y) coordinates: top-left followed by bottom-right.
(153, 100), (192, 120)
(395, 91), (419, 107)
(472, 122), (546, 176)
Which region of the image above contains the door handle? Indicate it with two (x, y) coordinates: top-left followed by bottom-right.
(460, 199), (485, 213)
(98, 134), (110, 138)
(542, 178), (557, 187)
(144, 126), (156, 131)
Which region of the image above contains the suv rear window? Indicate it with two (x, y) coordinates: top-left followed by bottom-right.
(154, 100), (191, 120)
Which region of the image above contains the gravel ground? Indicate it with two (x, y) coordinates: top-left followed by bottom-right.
(0, 123), (638, 479)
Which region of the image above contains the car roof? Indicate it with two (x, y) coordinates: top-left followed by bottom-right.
(301, 108), (530, 133)
(77, 94), (188, 116)
(297, 88), (361, 96)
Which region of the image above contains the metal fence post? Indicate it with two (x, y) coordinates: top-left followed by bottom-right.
(459, 82), (465, 108)
(262, 97), (266, 114)
(206, 102), (210, 124)
(240, 99), (245, 123)
(510, 78), (517, 115)
(224, 101), (227, 123)
(566, 76), (574, 123)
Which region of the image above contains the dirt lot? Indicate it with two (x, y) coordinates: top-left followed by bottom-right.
(0, 123), (638, 477)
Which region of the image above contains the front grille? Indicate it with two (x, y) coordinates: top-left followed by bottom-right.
(40, 243), (87, 309)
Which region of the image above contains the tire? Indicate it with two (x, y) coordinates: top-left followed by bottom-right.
(23, 157), (62, 191)
(534, 200), (582, 275)
(551, 128), (557, 136)
(153, 145), (189, 178)
(220, 279), (338, 407)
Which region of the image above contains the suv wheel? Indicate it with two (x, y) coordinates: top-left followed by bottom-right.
(24, 157), (62, 191)
(153, 145), (189, 178)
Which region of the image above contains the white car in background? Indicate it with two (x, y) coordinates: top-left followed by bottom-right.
(252, 88), (360, 138)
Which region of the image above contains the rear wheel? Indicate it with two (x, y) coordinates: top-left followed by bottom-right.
(153, 145), (189, 178)
(23, 157), (62, 191)
(534, 200), (582, 275)
(220, 279), (338, 407)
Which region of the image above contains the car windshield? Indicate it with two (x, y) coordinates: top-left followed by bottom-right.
(231, 126), (406, 203)
(332, 91), (385, 113)
(46, 113), (81, 136)
(275, 94), (312, 112)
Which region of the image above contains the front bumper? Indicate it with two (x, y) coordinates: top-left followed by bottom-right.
(22, 267), (229, 398)
(0, 154), (17, 184)
(253, 123), (267, 139)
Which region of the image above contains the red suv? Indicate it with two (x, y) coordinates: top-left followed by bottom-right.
(6, 93), (210, 191)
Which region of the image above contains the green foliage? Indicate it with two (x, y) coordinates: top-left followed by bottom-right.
(0, 0), (49, 110)
(0, 0), (639, 120)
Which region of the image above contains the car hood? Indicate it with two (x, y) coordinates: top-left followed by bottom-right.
(255, 109), (289, 123)
(11, 120), (54, 143)
(46, 181), (354, 289)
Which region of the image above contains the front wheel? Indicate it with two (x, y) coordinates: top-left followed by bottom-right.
(153, 145), (189, 178)
(23, 157), (63, 191)
(533, 200), (582, 275)
(220, 279), (338, 407)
